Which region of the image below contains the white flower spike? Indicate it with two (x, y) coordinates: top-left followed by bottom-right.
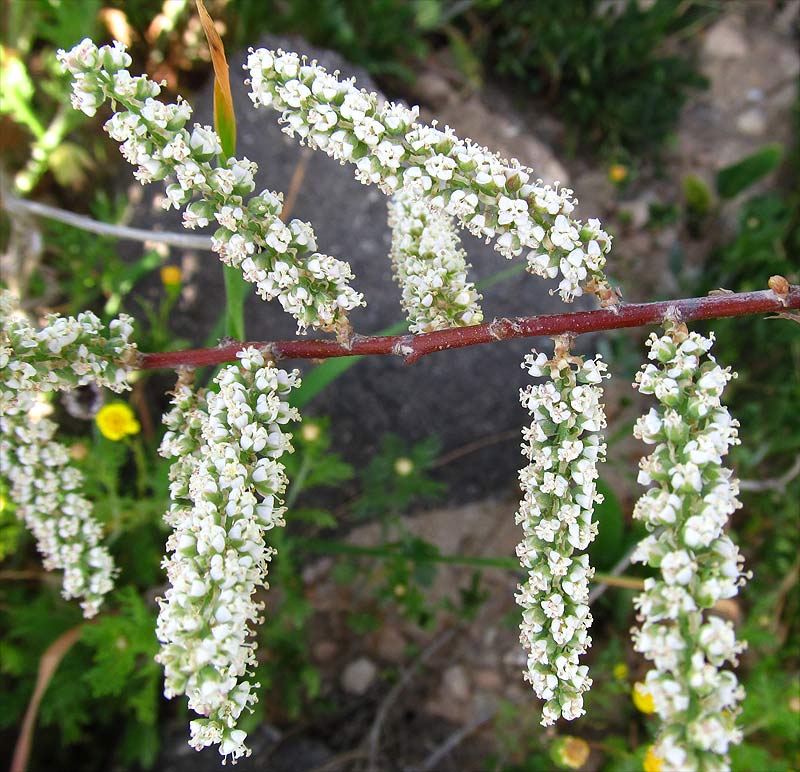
(515, 335), (608, 725)
(0, 290), (135, 616)
(387, 189), (482, 333)
(58, 39), (364, 335)
(155, 349), (301, 763)
(631, 323), (748, 772)
(245, 48), (616, 305)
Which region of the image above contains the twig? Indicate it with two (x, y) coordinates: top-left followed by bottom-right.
(138, 285), (800, 371)
(366, 628), (458, 772)
(739, 455), (800, 492)
(407, 709), (497, 772)
(281, 147), (312, 222)
(11, 626), (83, 772)
(430, 428), (520, 470)
(771, 555), (799, 644)
(307, 748), (368, 772)
(588, 540), (645, 605)
(2, 194), (212, 251)
(4, 143), (311, 250)
(0, 570), (44, 581)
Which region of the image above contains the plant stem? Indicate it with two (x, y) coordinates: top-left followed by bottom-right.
(138, 284), (799, 371)
(302, 537), (644, 589)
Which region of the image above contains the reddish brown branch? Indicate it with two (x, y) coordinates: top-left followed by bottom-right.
(138, 285), (799, 371)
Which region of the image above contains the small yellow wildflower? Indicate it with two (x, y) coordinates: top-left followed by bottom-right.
(301, 422), (321, 443)
(551, 736), (591, 769)
(633, 682), (656, 714)
(69, 442), (89, 461)
(160, 265), (182, 287)
(613, 662), (629, 681)
(643, 745), (663, 772)
(609, 163), (628, 183)
(394, 457), (414, 476)
(96, 402), (140, 441)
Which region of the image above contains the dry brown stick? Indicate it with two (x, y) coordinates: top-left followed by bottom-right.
(11, 626), (83, 772)
(138, 284), (800, 371)
(430, 428), (520, 470)
(281, 147), (312, 222)
(3, 193), (212, 250)
(408, 709), (497, 772)
(366, 628), (458, 772)
(739, 455), (800, 492)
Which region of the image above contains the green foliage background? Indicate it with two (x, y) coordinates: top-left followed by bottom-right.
(1, 1), (797, 770)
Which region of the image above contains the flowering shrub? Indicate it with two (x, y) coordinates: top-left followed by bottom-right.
(1, 31), (794, 771)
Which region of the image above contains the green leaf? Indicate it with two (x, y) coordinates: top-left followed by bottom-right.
(303, 454), (355, 489)
(196, 0), (236, 159)
(444, 25), (483, 88)
(589, 479), (625, 571)
(682, 173), (712, 216)
(730, 742), (788, 772)
(223, 263), (247, 341)
(347, 611), (380, 634)
(195, 0), (246, 339)
(80, 587), (160, 733)
(48, 140), (94, 188)
(0, 47), (45, 138)
(716, 144), (783, 199)
(118, 720), (160, 769)
(291, 507), (337, 528)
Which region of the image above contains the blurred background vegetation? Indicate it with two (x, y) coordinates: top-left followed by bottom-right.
(1, 1), (798, 770)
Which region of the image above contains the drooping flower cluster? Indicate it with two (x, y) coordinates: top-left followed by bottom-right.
(155, 348), (300, 763)
(58, 39), (364, 334)
(515, 335), (609, 725)
(245, 49), (615, 304)
(387, 189), (482, 333)
(631, 323), (748, 771)
(0, 290), (136, 617)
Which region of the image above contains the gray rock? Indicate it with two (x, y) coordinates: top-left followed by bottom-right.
(620, 193), (656, 231)
(473, 668), (503, 693)
(442, 664), (471, 702)
(157, 722), (332, 771)
(703, 17), (748, 60)
(124, 35), (595, 503)
(373, 625), (407, 662)
(736, 108), (766, 136)
(341, 656), (378, 695)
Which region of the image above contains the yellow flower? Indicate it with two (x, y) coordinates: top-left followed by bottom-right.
(551, 736), (591, 769)
(613, 662), (629, 681)
(643, 745), (663, 772)
(609, 163), (628, 183)
(394, 457), (414, 476)
(96, 402), (140, 441)
(301, 422), (321, 443)
(69, 442), (89, 461)
(633, 682), (656, 714)
(160, 265), (182, 287)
